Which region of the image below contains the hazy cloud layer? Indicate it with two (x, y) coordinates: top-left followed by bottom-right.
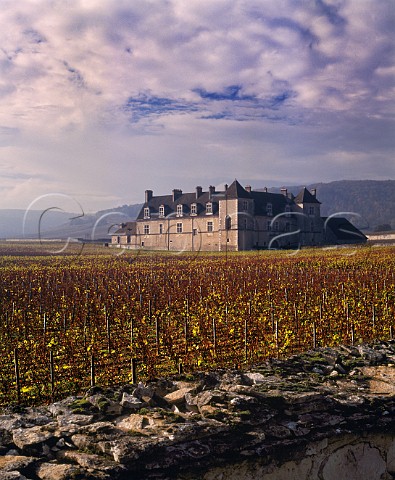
(0, 0), (394, 211)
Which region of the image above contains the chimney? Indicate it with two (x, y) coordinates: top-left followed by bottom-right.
(281, 188), (287, 197)
(196, 186), (202, 199)
(311, 188), (317, 197)
(208, 185), (215, 198)
(172, 189), (182, 201)
(245, 185), (252, 193)
(224, 184), (228, 191)
(145, 190), (153, 203)
(263, 187), (268, 193)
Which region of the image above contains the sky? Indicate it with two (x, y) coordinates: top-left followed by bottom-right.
(0, 0), (394, 213)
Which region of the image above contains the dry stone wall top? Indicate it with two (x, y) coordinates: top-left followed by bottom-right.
(1, 341), (395, 479)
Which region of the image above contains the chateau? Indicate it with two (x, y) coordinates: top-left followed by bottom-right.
(111, 180), (366, 251)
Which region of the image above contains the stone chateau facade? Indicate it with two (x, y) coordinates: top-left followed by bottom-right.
(111, 180), (366, 251)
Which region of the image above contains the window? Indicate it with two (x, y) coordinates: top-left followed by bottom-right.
(309, 206), (315, 216)
(190, 203), (197, 215)
(159, 223), (163, 234)
(244, 218), (248, 230)
(267, 221), (272, 231)
(266, 203), (273, 216)
(225, 215), (231, 230)
(144, 224), (149, 235)
(274, 221), (279, 231)
(143, 207), (150, 219)
(127, 235), (131, 243)
(177, 222), (183, 233)
(207, 221), (213, 232)
(177, 204), (183, 217)
(159, 205), (165, 217)
(285, 222), (290, 232)
(117, 236), (120, 244)
(193, 228), (198, 236)
(206, 202), (212, 214)
(285, 205), (291, 218)
(243, 200), (249, 211)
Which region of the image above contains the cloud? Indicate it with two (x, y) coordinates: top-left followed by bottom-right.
(0, 0), (393, 210)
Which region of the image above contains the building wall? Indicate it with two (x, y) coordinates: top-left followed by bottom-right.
(111, 190), (346, 251)
(116, 216), (222, 251)
(296, 202), (324, 246)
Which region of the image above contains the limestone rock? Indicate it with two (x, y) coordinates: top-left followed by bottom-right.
(164, 385), (198, 405)
(244, 372), (267, 384)
(36, 462), (84, 480)
(0, 472), (29, 480)
(12, 426), (57, 454)
(115, 413), (148, 432)
(0, 456), (36, 473)
(119, 392), (144, 410)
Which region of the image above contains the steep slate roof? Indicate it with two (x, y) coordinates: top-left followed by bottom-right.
(250, 191), (294, 217)
(137, 189), (220, 219)
(113, 222), (137, 235)
(323, 217), (367, 241)
(136, 180), (314, 220)
(226, 180), (251, 199)
(294, 187), (321, 204)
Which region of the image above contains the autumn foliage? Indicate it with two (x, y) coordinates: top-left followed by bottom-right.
(0, 242), (394, 407)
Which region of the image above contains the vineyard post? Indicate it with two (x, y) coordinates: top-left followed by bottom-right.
(184, 317), (188, 354)
(178, 361), (183, 375)
(131, 358), (137, 384)
(49, 350), (55, 399)
(293, 303), (299, 350)
(245, 301), (250, 362)
(43, 313), (47, 335)
(390, 325), (393, 340)
(244, 316), (248, 362)
(105, 306), (111, 353)
(275, 319), (279, 358)
(270, 302), (274, 332)
(155, 316), (160, 355)
(14, 348), (21, 404)
(313, 321), (317, 349)
(90, 354), (95, 387)
(212, 317), (217, 357)
(319, 301), (323, 343)
(372, 304), (376, 333)
(346, 302), (350, 343)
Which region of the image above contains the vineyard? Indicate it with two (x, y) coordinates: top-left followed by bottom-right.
(0, 242), (394, 407)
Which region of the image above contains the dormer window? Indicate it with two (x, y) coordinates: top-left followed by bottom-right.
(190, 203), (197, 215)
(206, 202), (213, 214)
(266, 203), (273, 216)
(144, 207), (150, 219)
(176, 204), (183, 217)
(159, 205), (165, 218)
(285, 205), (291, 218)
(243, 200), (249, 211)
(309, 206), (315, 216)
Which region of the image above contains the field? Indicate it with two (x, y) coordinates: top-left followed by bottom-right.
(0, 241), (394, 407)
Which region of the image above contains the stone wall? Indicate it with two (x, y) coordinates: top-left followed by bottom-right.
(1, 341), (395, 480)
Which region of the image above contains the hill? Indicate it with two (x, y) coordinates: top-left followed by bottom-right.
(267, 180), (395, 232)
(1, 180), (393, 239)
(0, 204), (142, 240)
